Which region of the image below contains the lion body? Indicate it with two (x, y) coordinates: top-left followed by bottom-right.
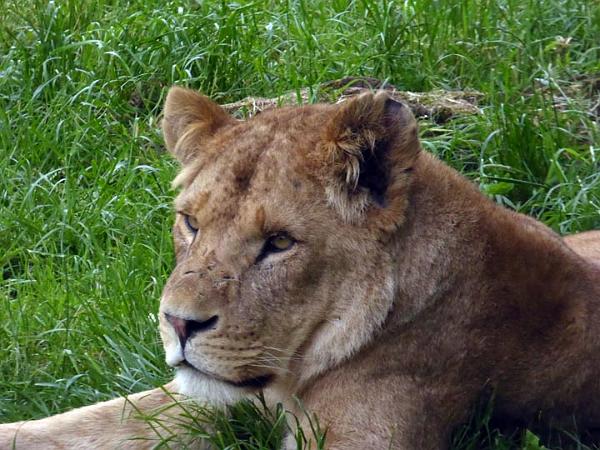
(1, 89), (599, 450)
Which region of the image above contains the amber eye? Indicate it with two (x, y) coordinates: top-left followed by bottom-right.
(257, 233), (295, 262)
(269, 234), (294, 251)
(183, 214), (199, 234)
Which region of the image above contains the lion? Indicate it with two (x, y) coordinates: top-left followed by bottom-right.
(1, 87), (599, 449)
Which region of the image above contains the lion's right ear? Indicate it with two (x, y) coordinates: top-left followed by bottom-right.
(318, 91), (420, 231)
(162, 87), (235, 164)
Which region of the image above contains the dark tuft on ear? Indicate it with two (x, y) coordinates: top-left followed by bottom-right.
(162, 87), (234, 164)
(319, 91), (420, 228)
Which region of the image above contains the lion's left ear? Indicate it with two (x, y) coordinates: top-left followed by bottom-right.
(319, 91), (420, 229)
(162, 86), (235, 164)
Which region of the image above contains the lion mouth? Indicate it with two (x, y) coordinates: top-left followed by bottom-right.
(179, 360), (274, 390)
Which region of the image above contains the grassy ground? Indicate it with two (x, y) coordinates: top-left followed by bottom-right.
(0, 0), (599, 448)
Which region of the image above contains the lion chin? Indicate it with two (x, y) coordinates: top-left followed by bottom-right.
(173, 366), (248, 406)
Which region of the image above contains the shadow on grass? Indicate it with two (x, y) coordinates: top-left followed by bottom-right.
(452, 391), (600, 450)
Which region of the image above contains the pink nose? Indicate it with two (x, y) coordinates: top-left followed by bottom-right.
(164, 313), (219, 348)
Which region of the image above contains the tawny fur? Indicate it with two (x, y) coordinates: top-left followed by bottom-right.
(1, 87), (599, 450)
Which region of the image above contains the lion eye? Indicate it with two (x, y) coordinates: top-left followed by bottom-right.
(257, 233), (295, 262)
(183, 214), (199, 234)
(269, 234), (294, 251)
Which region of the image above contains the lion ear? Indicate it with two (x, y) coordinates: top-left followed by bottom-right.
(320, 91), (420, 229)
(162, 87), (235, 164)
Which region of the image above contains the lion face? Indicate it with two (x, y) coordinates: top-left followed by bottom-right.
(158, 87), (420, 403)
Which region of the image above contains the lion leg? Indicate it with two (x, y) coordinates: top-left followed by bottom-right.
(0, 381), (208, 449)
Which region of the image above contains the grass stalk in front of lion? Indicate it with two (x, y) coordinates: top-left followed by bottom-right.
(125, 390), (326, 450)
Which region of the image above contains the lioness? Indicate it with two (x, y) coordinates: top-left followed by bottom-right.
(1, 88), (599, 449)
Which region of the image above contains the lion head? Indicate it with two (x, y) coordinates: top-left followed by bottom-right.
(158, 87), (420, 404)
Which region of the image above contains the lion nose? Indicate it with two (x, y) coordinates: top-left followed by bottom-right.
(164, 313), (219, 348)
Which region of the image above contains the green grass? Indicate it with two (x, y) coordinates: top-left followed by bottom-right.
(0, 0), (598, 448)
